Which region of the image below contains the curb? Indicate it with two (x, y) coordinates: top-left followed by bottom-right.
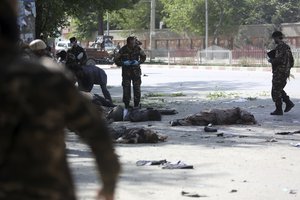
(141, 64), (300, 73)
(104, 64), (300, 73)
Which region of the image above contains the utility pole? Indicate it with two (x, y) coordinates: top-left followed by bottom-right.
(106, 11), (109, 36)
(149, 0), (156, 60)
(205, 0), (208, 57)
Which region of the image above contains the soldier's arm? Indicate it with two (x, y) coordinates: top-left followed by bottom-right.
(63, 78), (120, 195)
(272, 44), (288, 66)
(139, 49), (146, 64)
(114, 51), (123, 66)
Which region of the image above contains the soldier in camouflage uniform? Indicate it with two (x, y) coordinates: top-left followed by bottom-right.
(114, 36), (146, 109)
(268, 31), (295, 115)
(0, 1), (120, 199)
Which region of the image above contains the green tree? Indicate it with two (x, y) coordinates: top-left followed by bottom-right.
(35, 0), (68, 38)
(107, 0), (164, 32)
(160, 0), (250, 43)
(35, 0), (139, 40)
(245, 0), (300, 28)
(67, 0), (139, 39)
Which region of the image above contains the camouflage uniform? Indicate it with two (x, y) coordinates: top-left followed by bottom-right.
(115, 44), (146, 108)
(0, 54), (120, 199)
(270, 40), (294, 114)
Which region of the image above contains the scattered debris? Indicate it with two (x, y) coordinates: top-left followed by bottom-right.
(136, 160), (167, 166)
(162, 161), (194, 169)
(289, 190), (297, 195)
(230, 189), (238, 193)
(181, 134), (192, 137)
(136, 160), (194, 169)
(181, 191), (208, 198)
(265, 138), (278, 142)
(276, 130), (300, 135)
(291, 143), (300, 148)
(217, 133), (224, 137)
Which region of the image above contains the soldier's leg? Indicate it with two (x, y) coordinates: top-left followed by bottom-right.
(122, 69), (132, 108)
(282, 90), (294, 112)
(132, 67), (142, 108)
(271, 74), (285, 115)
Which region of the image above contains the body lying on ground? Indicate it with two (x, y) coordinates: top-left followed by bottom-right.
(107, 105), (162, 122)
(109, 126), (167, 144)
(171, 107), (256, 126)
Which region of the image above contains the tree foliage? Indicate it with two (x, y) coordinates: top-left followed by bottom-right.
(160, 0), (250, 37)
(35, 0), (300, 42)
(35, 0), (68, 38)
(245, 0), (300, 28)
(108, 0), (164, 31)
(35, 0), (139, 39)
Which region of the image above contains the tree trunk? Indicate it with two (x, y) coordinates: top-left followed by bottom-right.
(212, 2), (224, 45)
(35, 0), (43, 39)
(98, 11), (104, 36)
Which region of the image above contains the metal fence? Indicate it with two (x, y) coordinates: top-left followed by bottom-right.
(145, 49), (300, 67)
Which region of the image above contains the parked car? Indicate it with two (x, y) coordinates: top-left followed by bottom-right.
(55, 41), (72, 53)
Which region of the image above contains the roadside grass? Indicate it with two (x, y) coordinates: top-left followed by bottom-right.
(206, 91), (240, 100)
(206, 90), (269, 100)
(143, 92), (186, 98)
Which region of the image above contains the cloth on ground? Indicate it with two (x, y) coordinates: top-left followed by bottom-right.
(162, 161), (194, 169)
(136, 159), (167, 166)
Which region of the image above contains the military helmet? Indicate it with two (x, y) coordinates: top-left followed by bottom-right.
(272, 31), (283, 39)
(29, 39), (47, 51)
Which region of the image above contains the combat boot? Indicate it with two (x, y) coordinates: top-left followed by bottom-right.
(270, 101), (283, 115)
(283, 97), (295, 112)
(134, 102), (141, 109)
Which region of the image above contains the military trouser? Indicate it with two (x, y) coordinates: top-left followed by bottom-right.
(271, 67), (289, 103)
(122, 66), (141, 108)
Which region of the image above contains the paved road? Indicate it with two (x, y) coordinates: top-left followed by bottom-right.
(101, 66), (300, 100)
(68, 66), (300, 200)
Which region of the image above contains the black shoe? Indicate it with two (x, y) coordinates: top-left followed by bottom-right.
(271, 101), (283, 115)
(270, 109), (283, 115)
(284, 101), (295, 112)
(134, 103), (141, 109)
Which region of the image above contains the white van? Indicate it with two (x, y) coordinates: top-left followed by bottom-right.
(55, 41), (72, 52)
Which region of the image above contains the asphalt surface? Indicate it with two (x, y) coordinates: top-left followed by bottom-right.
(67, 65), (300, 200)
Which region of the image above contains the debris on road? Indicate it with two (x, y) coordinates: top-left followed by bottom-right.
(181, 191), (208, 198)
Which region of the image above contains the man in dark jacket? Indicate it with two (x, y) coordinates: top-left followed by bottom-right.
(67, 36), (87, 66)
(0, 1), (120, 199)
(72, 64), (114, 104)
(268, 31), (295, 115)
